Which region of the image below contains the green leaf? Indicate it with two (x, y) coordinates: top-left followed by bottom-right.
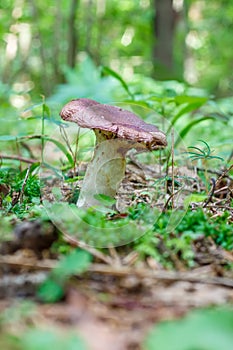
(187, 147), (206, 155)
(101, 66), (134, 99)
(145, 308), (233, 350)
(42, 136), (74, 166)
(25, 116), (68, 127)
(37, 279), (64, 303)
(28, 162), (41, 173)
(23, 102), (43, 112)
(170, 102), (206, 128)
(22, 329), (86, 350)
(41, 162), (63, 178)
(0, 135), (17, 141)
(184, 193), (207, 208)
(43, 103), (51, 117)
(174, 95), (208, 105)
(94, 193), (116, 206)
(175, 116), (215, 147)
(53, 249), (92, 281)
(209, 155), (224, 161)
(198, 139), (211, 153)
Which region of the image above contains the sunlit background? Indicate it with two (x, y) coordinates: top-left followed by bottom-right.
(1, 0), (233, 111)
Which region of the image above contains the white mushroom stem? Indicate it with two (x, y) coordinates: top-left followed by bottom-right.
(77, 139), (134, 209)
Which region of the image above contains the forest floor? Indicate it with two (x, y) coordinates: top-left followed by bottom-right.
(0, 161), (233, 350)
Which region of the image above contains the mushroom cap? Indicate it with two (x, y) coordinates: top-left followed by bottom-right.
(60, 98), (167, 149)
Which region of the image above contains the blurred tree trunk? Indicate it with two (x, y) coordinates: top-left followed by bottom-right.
(53, 3), (62, 82)
(84, 0), (94, 57)
(152, 0), (175, 72)
(67, 0), (79, 68)
(30, 0), (51, 95)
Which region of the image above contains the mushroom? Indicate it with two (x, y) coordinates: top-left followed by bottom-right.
(60, 98), (167, 209)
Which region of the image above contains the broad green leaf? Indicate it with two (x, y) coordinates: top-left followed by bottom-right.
(94, 193), (116, 206)
(22, 329), (86, 350)
(174, 95), (208, 105)
(41, 162), (63, 178)
(42, 136), (74, 166)
(184, 193), (207, 208)
(145, 308), (233, 350)
(175, 116), (215, 147)
(122, 99), (151, 109)
(37, 279), (64, 303)
(18, 135), (73, 166)
(101, 66), (134, 99)
(53, 249), (92, 280)
(170, 101), (206, 129)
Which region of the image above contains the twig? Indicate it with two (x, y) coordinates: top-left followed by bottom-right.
(0, 256), (233, 288)
(162, 187), (183, 213)
(0, 154), (37, 164)
(108, 246), (121, 266)
(205, 205), (233, 211)
(215, 164), (233, 186)
(73, 126), (80, 174)
(0, 256), (54, 270)
(188, 166), (232, 178)
(59, 126), (74, 159)
(62, 233), (114, 265)
(89, 264), (233, 288)
(214, 186), (229, 195)
(171, 128), (175, 209)
(19, 166), (31, 203)
(203, 178), (216, 208)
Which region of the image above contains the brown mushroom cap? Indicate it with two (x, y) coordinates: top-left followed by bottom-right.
(60, 98), (167, 149)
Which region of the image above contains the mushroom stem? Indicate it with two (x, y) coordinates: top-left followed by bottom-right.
(77, 139), (130, 209)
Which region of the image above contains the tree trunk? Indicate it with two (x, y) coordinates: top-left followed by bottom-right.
(67, 0), (79, 68)
(53, 3), (62, 82)
(153, 0), (175, 72)
(30, 0), (51, 95)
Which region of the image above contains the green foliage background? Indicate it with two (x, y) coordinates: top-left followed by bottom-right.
(1, 0), (233, 102)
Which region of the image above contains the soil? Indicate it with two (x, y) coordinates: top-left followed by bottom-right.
(0, 160), (233, 349)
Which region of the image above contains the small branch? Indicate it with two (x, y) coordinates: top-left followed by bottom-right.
(162, 187), (183, 213)
(203, 178), (216, 208)
(89, 264), (233, 288)
(189, 166), (232, 178)
(62, 233), (114, 265)
(0, 256), (233, 288)
(205, 204), (233, 211)
(59, 126), (74, 158)
(215, 164), (233, 186)
(0, 154), (37, 164)
(171, 128), (175, 209)
(19, 166), (31, 203)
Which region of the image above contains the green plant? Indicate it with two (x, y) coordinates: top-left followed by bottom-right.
(43, 200), (158, 248)
(49, 57), (118, 105)
(135, 215), (195, 268)
(135, 207), (233, 268)
(185, 140), (225, 189)
(38, 249), (92, 302)
(21, 329), (86, 350)
(145, 307), (233, 350)
(0, 308), (87, 350)
(0, 167), (41, 218)
(186, 140), (224, 163)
